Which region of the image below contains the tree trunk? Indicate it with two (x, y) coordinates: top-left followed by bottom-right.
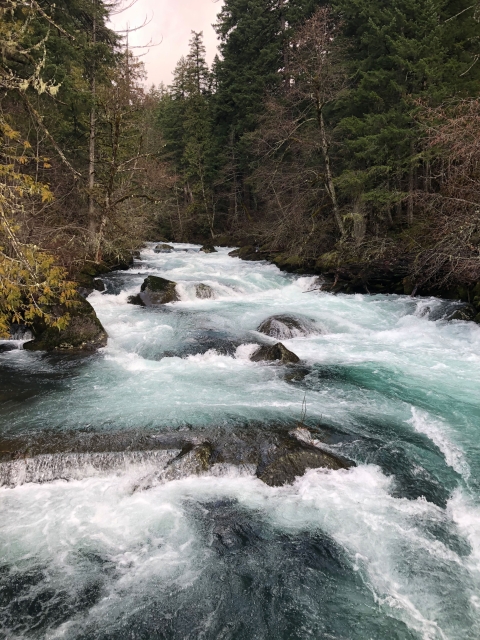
(88, 2), (97, 243)
(317, 105), (344, 235)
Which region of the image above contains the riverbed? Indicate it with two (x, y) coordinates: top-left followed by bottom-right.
(1, 243), (479, 639)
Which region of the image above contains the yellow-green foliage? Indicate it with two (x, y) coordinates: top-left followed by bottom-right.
(0, 122), (77, 338)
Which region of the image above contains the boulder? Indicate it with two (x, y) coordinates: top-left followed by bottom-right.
(445, 303), (477, 322)
(200, 244), (217, 254)
(127, 294), (146, 307)
(250, 342), (300, 364)
(228, 246), (268, 261)
(153, 244), (174, 254)
(256, 435), (354, 487)
(128, 275), (178, 307)
(93, 278), (105, 292)
(0, 343), (17, 354)
(163, 443), (212, 480)
(195, 283), (215, 299)
(23, 297), (107, 352)
(257, 314), (319, 339)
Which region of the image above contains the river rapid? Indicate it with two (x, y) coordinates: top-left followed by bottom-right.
(1, 243), (480, 640)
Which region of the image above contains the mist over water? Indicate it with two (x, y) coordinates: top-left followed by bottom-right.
(1, 244), (480, 639)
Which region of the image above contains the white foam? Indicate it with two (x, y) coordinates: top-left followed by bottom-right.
(408, 407), (470, 480)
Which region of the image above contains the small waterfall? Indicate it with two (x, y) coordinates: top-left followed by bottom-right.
(0, 449), (180, 487)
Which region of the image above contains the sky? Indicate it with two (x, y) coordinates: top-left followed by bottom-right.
(109, 0), (223, 87)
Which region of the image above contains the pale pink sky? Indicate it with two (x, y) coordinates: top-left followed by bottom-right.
(110, 0), (223, 87)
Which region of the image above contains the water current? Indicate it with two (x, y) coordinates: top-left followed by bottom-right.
(1, 243), (480, 639)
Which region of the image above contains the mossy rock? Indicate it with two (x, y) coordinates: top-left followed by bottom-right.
(128, 275), (179, 306)
(250, 342), (300, 364)
(24, 297), (107, 352)
(199, 244), (217, 253)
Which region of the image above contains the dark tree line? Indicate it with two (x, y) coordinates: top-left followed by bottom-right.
(155, 0), (480, 292)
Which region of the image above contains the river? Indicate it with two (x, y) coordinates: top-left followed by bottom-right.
(1, 243), (480, 639)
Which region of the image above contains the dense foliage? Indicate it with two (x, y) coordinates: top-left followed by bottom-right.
(0, 0), (165, 335)
(155, 0), (480, 293)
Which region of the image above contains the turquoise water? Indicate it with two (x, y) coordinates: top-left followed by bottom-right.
(0, 244), (479, 639)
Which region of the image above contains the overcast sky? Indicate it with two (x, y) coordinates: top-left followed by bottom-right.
(110, 0), (223, 87)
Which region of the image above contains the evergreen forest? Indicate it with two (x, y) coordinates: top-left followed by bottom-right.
(2, 0), (480, 334)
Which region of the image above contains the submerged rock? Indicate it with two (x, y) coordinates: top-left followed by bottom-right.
(23, 297), (107, 352)
(195, 283), (215, 299)
(200, 244), (217, 254)
(154, 243), (174, 253)
(128, 275), (178, 307)
(257, 314), (319, 339)
(257, 433), (354, 487)
(250, 342), (300, 364)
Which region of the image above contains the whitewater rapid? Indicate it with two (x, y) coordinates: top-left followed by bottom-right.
(1, 243), (480, 639)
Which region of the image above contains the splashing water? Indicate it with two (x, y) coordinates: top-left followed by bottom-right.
(0, 243), (480, 639)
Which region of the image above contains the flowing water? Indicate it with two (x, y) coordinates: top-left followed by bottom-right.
(1, 244), (480, 640)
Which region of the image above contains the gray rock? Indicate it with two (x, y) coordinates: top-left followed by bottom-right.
(196, 283), (215, 299)
(200, 244), (217, 254)
(250, 342), (300, 364)
(257, 314), (319, 339)
(154, 244), (174, 254)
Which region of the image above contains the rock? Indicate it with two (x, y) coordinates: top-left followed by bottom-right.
(445, 303), (477, 322)
(228, 246), (269, 261)
(256, 434), (354, 487)
(153, 244), (174, 254)
(127, 294), (146, 307)
(200, 244), (217, 253)
(93, 278), (105, 292)
(0, 343), (17, 353)
(126, 275), (179, 307)
(250, 342), (300, 364)
(163, 443), (212, 480)
(195, 283), (215, 299)
(257, 314), (319, 339)
(23, 296), (108, 352)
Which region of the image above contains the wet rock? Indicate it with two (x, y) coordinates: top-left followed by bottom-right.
(445, 303), (477, 322)
(128, 275), (178, 307)
(93, 278), (105, 292)
(200, 244), (217, 254)
(23, 297), (107, 352)
(127, 294), (146, 307)
(256, 434), (354, 487)
(153, 243), (174, 253)
(163, 443), (213, 480)
(257, 314), (319, 339)
(228, 246), (269, 261)
(0, 343), (17, 354)
(195, 283), (215, 299)
(250, 342), (300, 364)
